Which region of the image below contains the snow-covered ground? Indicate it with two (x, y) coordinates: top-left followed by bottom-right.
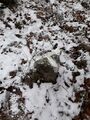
(0, 0), (90, 120)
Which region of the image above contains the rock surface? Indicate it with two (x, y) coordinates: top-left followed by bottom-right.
(22, 57), (58, 88)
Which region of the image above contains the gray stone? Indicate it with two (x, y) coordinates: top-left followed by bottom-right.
(22, 57), (59, 88)
(32, 57), (58, 84)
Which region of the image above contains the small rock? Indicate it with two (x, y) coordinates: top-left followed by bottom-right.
(6, 86), (22, 96)
(9, 70), (17, 78)
(15, 34), (22, 38)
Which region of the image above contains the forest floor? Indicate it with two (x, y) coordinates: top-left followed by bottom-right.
(0, 0), (90, 120)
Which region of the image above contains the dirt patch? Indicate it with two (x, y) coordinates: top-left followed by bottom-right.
(74, 60), (87, 69)
(73, 78), (90, 120)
